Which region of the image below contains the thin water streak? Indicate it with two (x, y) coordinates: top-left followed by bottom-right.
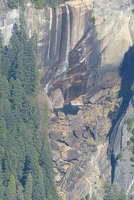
(65, 5), (70, 101)
(64, 4), (70, 71)
(48, 7), (53, 61)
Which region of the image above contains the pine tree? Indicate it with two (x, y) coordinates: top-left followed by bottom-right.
(24, 173), (33, 200)
(15, 184), (24, 200)
(7, 174), (16, 199)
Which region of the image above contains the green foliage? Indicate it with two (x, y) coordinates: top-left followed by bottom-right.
(33, 0), (64, 9)
(24, 173), (33, 200)
(85, 193), (90, 200)
(7, 0), (64, 9)
(130, 156), (134, 162)
(91, 193), (97, 200)
(7, 0), (18, 9)
(127, 140), (131, 146)
(81, 198), (85, 200)
(90, 17), (96, 25)
(127, 117), (134, 132)
(103, 183), (127, 200)
(132, 146), (134, 154)
(130, 136), (134, 143)
(44, 102), (49, 132)
(34, 0), (47, 9)
(117, 153), (122, 160)
(7, 174), (16, 197)
(15, 184), (25, 200)
(99, 174), (102, 179)
(91, 146), (97, 152)
(107, 151), (111, 160)
(0, 15), (58, 200)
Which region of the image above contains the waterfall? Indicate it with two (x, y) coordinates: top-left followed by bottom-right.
(44, 5), (71, 98)
(65, 5), (71, 101)
(48, 7), (53, 61)
(65, 4), (70, 71)
(44, 82), (50, 94)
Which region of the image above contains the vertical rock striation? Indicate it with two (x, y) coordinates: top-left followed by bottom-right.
(1, 0), (134, 198)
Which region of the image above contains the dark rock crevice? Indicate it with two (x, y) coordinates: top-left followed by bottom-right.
(108, 45), (134, 184)
(111, 152), (116, 184)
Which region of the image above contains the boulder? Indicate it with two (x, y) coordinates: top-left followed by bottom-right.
(38, 91), (53, 111)
(49, 140), (60, 151)
(55, 173), (61, 182)
(49, 131), (62, 141)
(65, 133), (78, 148)
(82, 131), (89, 139)
(58, 111), (66, 119)
(88, 89), (108, 104)
(66, 181), (74, 191)
(52, 152), (59, 162)
(50, 113), (58, 123)
(52, 88), (64, 109)
(70, 100), (83, 106)
(81, 158), (90, 170)
(66, 166), (76, 183)
(66, 149), (79, 161)
(73, 128), (82, 139)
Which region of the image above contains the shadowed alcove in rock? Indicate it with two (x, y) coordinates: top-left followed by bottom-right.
(107, 45), (134, 183)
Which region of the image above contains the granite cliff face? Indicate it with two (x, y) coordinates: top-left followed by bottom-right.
(1, 0), (134, 198)
(1, 0), (133, 103)
(110, 99), (134, 196)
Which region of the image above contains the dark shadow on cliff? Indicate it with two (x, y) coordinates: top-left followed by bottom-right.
(107, 45), (134, 183)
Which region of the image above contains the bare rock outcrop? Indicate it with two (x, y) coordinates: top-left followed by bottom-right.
(109, 99), (134, 196)
(48, 89), (119, 199)
(52, 89), (64, 109)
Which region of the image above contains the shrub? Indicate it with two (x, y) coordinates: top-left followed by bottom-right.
(127, 117), (134, 132)
(130, 156), (134, 162)
(90, 17), (96, 25)
(107, 151), (111, 160)
(117, 153), (122, 160)
(103, 182), (127, 200)
(127, 140), (131, 146)
(132, 128), (134, 135)
(99, 174), (102, 179)
(85, 193), (90, 200)
(91, 146), (97, 152)
(132, 146), (134, 154)
(130, 136), (134, 143)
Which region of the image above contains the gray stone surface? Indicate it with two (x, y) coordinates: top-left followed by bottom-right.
(49, 131), (62, 141)
(89, 89), (108, 104)
(109, 100), (134, 195)
(82, 131), (89, 139)
(52, 89), (64, 109)
(50, 112), (58, 123)
(49, 140), (60, 151)
(65, 133), (78, 148)
(52, 152), (59, 162)
(73, 127), (82, 139)
(66, 166), (75, 183)
(58, 111), (66, 120)
(66, 149), (79, 161)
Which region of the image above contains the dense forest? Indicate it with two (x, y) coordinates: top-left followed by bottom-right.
(0, 14), (58, 200)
